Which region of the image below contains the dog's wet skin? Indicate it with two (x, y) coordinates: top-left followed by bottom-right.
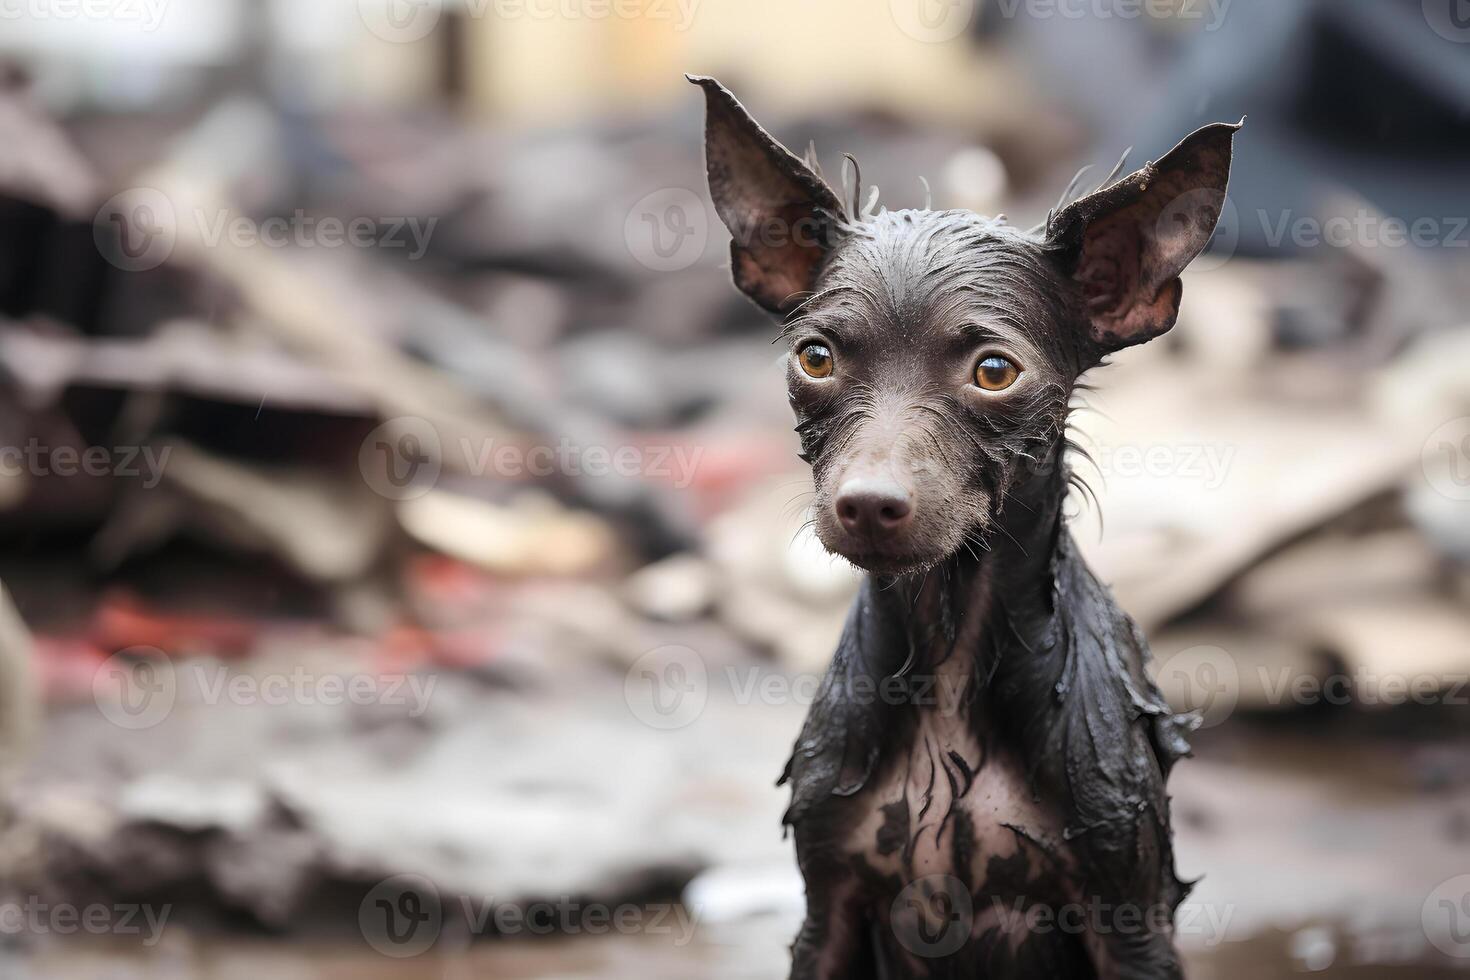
(691, 74), (1239, 979)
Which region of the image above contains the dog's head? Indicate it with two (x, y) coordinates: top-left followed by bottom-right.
(692, 76), (1236, 575)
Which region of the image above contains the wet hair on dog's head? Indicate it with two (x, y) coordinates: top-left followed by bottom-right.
(691, 74), (1237, 575)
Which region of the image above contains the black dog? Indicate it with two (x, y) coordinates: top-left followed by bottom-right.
(691, 76), (1237, 979)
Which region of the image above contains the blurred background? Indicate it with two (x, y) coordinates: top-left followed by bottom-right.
(0, 0), (1469, 976)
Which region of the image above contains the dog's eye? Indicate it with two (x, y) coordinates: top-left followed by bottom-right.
(797, 343), (834, 379)
(974, 355), (1020, 391)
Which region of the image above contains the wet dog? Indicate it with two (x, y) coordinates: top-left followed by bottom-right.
(691, 75), (1237, 979)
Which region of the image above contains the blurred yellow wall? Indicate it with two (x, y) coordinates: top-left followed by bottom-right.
(457, 0), (1003, 123)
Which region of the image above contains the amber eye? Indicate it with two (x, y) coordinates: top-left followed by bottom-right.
(974, 355), (1020, 391)
(797, 343), (834, 379)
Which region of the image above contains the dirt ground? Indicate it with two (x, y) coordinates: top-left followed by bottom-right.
(7, 670), (1470, 978)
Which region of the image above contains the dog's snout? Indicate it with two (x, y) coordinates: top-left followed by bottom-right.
(835, 478), (913, 537)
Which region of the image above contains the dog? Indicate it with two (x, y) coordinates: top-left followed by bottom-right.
(690, 75), (1237, 979)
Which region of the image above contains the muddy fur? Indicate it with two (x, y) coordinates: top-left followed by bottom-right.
(690, 75), (1237, 979)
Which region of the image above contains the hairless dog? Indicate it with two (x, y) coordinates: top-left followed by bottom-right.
(691, 75), (1237, 979)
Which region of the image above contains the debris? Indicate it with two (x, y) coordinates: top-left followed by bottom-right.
(623, 554), (716, 623)
(1, 38), (1468, 980)
(96, 440), (394, 585)
(398, 489), (616, 577)
(0, 582), (36, 779)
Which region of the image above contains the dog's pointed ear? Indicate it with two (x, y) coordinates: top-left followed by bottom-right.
(689, 74), (845, 315)
(1047, 120), (1240, 352)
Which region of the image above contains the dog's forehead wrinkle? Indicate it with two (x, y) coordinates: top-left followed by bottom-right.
(822, 207), (1071, 357)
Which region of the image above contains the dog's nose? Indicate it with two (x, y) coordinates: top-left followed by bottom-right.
(835, 479), (913, 536)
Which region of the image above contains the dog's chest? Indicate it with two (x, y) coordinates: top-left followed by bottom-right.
(848, 671), (1065, 891)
